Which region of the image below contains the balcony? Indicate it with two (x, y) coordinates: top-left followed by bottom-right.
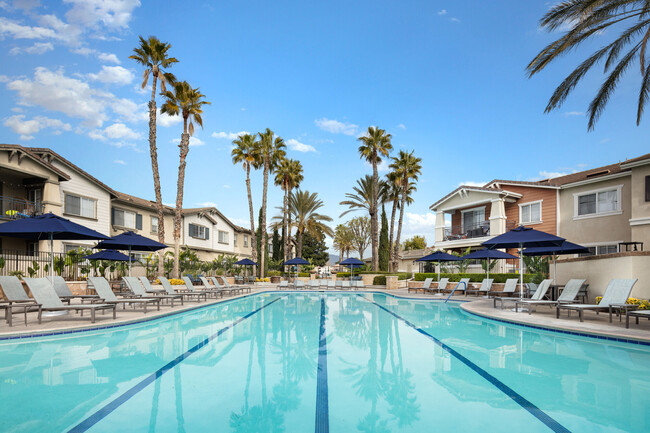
(0, 196), (45, 220)
(444, 220), (516, 242)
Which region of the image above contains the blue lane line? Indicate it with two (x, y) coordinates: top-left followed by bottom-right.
(358, 295), (571, 433)
(68, 296), (284, 433)
(314, 296), (329, 433)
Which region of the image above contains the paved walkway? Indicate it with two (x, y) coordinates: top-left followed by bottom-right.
(3, 286), (650, 343)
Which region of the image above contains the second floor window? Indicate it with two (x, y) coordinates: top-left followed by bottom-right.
(151, 216), (159, 233)
(112, 208), (143, 230)
(520, 201), (542, 224)
(189, 223), (209, 240)
(234, 233), (238, 247)
(244, 235), (248, 247)
(65, 193), (96, 219)
(218, 230), (229, 244)
(576, 188), (619, 217)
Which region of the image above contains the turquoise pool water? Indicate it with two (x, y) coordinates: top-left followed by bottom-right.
(1, 292), (650, 432)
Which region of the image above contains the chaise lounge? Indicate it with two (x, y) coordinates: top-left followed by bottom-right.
(557, 278), (638, 322)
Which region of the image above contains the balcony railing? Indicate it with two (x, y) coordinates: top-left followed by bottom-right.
(444, 220), (516, 242)
(0, 196), (45, 220)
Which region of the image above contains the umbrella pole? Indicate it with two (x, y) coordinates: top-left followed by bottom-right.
(487, 258), (490, 281)
(438, 260), (440, 282)
(553, 255), (557, 286)
(519, 243), (524, 299)
(50, 233), (54, 282)
(129, 246), (132, 277)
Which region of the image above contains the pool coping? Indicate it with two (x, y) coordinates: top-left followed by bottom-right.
(460, 301), (650, 346)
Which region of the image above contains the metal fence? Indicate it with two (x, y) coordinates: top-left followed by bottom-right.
(0, 196), (44, 220)
(0, 249), (130, 280)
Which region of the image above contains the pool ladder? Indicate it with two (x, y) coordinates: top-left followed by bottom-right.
(445, 281), (467, 303)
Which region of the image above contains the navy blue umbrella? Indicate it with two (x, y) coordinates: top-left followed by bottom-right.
(0, 212), (109, 280)
(523, 241), (589, 285)
(482, 226), (565, 298)
(340, 257), (364, 278)
(462, 249), (518, 280)
(95, 231), (167, 276)
(235, 258), (257, 281)
(415, 251), (462, 282)
(84, 249), (130, 261)
(283, 257), (310, 266)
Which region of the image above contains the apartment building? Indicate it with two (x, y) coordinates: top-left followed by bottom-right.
(0, 144), (252, 265)
(429, 153), (650, 298)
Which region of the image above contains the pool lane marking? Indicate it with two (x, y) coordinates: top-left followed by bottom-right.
(315, 296), (329, 433)
(68, 296), (285, 433)
(358, 295), (571, 433)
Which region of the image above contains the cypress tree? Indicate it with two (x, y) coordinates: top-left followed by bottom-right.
(272, 227), (281, 261)
(378, 205), (389, 271)
(256, 207), (269, 277)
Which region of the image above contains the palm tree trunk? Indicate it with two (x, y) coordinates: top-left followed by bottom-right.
(246, 164), (257, 270)
(389, 198), (397, 272)
(147, 74), (166, 277)
(283, 185), (289, 263)
(260, 158), (269, 277)
(173, 131), (190, 278)
(393, 183), (407, 273)
(297, 229), (303, 257)
(371, 152), (379, 271)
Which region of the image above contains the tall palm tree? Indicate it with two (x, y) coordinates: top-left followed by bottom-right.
(333, 224), (354, 262)
(255, 128), (286, 277)
(389, 150), (422, 273)
(340, 175), (388, 219)
(129, 36), (177, 276)
(232, 133), (260, 270)
(160, 81), (210, 278)
(527, 1), (650, 129)
(357, 127), (392, 271)
(289, 190), (333, 257)
(274, 158), (303, 263)
(385, 171), (401, 262)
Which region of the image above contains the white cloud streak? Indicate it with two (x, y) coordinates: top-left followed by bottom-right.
(286, 138), (316, 153)
(314, 118), (358, 135)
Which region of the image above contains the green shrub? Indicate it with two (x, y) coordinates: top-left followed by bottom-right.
(297, 272), (310, 277)
(414, 273), (534, 283)
(267, 270), (281, 277)
(373, 273), (410, 285)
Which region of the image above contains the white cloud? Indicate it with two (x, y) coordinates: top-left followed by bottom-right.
(3, 114), (71, 140)
(0, 16), (58, 39)
(8, 41), (53, 55)
(197, 201), (218, 208)
(12, 0), (41, 11)
(437, 9), (447, 15)
(110, 97), (141, 123)
(396, 123), (406, 130)
(223, 184), (231, 189)
(458, 181), (487, 188)
(211, 130), (249, 140)
(600, 138), (610, 144)
(6, 67), (109, 127)
(88, 65), (133, 85)
(97, 52), (120, 64)
(314, 118), (358, 135)
(286, 138), (316, 153)
(402, 212), (436, 245)
(450, 17), (460, 23)
(113, 159), (126, 165)
(63, 0), (141, 30)
(103, 123), (140, 140)
(564, 111), (584, 117)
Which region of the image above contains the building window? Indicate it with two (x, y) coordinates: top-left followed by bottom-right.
(579, 244), (618, 257)
(151, 216), (159, 234)
(26, 241), (38, 257)
(646, 176), (650, 202)
(112, 208), (142, 230)
(574, 186), (621, 218)
(64, 193), (96, 219)
(461, 207), (485, 232)
(234, 233), (238, 247)
(218, 230), (229, 244)
(520, 201), (542, 224)
(189, 223), (209, 240)
(244, 235), (248, 247)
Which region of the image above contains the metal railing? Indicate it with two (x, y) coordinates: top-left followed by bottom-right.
(0, 196), (45, 220)
(444, 220), (516, 241)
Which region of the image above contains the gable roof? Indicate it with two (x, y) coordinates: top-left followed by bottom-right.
(28, 147), (116, 196)
(0, 144), (70, 181)
(430, 185), (521, 210)
(112, 190), (174, 214)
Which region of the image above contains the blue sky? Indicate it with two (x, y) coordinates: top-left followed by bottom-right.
(1, 1), (649, 250)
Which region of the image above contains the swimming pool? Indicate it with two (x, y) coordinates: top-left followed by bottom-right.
(1, 292), (649, 432)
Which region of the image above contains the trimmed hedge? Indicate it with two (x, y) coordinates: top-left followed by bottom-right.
(373, 273), (410, 285)
(414, 273), (534, 283)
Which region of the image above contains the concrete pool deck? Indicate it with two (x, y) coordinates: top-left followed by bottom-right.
(2, 286), (650, 343)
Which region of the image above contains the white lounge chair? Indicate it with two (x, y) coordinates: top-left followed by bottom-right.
(295, 280), (305, 290)
(488, 278), (519, 299)
(426, 278), (448, 294)
(515, 279), (586, 314)
(193, 277), (227, 298)
(278, 280), (289, 290)
(24, 277), (116, 324)
(441, 278), (471, 295)
(159, 277), (207, 302)
(557, 279), (638, 322)
(494, 279), (552, 309)
(219, 276), (252, 293)
(88, 277), (161, 313)
(124, 277), (182, 307)
(48, 275), (100, 304)
(327, 281), (335, 290)
(210, 277), (243, 295)
(465, 279), (493, 297)
(0, 276), (40, 326)
(409, 277), (433, 294)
